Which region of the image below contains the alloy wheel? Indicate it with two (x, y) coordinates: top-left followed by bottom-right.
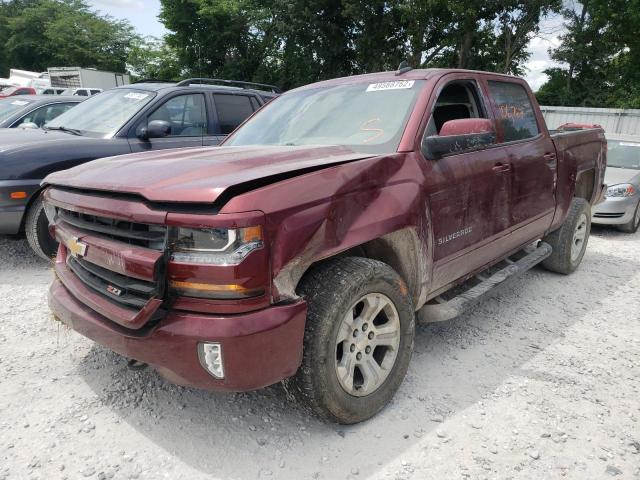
(334, 293), (401, 397)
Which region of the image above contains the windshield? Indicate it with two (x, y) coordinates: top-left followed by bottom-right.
(45, 88), (156, 138)
(608, 140), (640, 170)
(0, 97), (32, 121)
(226, 80), (424, 154)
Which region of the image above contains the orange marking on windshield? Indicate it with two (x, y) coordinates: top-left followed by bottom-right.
(360, 117), (384, 143)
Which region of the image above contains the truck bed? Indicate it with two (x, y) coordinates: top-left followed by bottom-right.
(548, 127), (607, 229)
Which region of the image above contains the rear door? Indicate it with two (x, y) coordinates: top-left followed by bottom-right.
(485, 78), (556, 239)
(207, 93), (261, 146)
(128, 92), (207, 152)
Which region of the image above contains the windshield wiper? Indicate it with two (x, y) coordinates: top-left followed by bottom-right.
(44, 125), (83, 136)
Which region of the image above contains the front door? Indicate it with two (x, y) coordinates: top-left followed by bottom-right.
(128, 92), (207, 152)
(420, 77), (512, 291)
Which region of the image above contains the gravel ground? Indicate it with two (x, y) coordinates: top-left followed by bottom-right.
(1, 226), (639, 480)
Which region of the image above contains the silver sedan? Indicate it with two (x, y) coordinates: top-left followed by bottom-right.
(592, 134), (640, 233)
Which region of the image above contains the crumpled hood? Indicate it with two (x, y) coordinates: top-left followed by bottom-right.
(43, 145), (376, 203)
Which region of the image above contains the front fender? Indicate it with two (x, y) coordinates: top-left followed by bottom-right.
(220, 153), (431, 304)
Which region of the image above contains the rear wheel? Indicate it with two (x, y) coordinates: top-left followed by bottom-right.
(284, 257), (415, 424)
(542, 198), (591, 274)
(25, 196), (58, 261)
(617, 200), (640, 233)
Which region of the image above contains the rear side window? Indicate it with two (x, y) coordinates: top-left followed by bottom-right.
(488, 81), (539, 142)
(213, 94), (255, 134)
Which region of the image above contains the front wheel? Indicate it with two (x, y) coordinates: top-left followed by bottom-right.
(542, 197), (591, 274)
(25, 196), (58, 261)
(618, 200), (640, 233)
(284, 257), (415, 424)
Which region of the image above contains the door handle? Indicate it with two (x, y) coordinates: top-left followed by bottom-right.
(544, 153), (557, 163)
(492, 163), (511, 173)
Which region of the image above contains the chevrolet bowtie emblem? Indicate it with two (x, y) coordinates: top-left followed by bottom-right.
(68, 237), (88, 258)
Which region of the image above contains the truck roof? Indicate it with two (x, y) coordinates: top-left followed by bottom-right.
(291, 68), (525, 92)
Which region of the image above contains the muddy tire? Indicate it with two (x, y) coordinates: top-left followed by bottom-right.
(283, 257), (415, 424)
(617, 200), (640, 234)
(542, 198), (591, 274)
(25, 196), (57, 261)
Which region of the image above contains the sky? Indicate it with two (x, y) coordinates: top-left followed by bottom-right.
(88, 0), (167, 37)
(88, 0), (565, 91)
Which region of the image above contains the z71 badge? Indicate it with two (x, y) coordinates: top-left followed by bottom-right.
(106, 285), (123, 297)
(437, 226), (473, 245)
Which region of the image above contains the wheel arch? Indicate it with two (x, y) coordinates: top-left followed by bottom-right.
(285, 227), (431, 311)
(574, 168), (596, 203)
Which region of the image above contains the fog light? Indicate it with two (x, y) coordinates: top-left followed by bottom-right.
(197, 342), (224, 378)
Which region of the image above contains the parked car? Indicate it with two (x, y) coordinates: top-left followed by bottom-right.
(41, 87), (67, 95)
(0, 78), (279, 258)
(592, 133), (640, 233)
(42, 68), (606, 424)
(0, 95), (83, 128)
(60, 87), (103, 97)
(0, 86), (36, 98)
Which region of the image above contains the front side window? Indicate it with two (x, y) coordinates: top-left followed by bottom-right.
(213, 94), (255, 134)
(226, 80), (424, 154)
(14, 102), (77, 127)
(46, 88), (156, 137)
(424, 81), (487, 136)
(420, 80), (496, 158)
(146, 93), (207, 137)
(488, 81), (540, 142)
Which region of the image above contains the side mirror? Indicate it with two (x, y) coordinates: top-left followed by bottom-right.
(423, 118), (496, 159)
(139, 120), (171, 140)
(20, 122), (39, 129)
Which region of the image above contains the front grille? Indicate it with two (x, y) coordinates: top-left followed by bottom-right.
(594, 212), (625, 218)
(67, 256), (161, 310)
(56, 206), (166, 319)
(58, 208), (166, 249)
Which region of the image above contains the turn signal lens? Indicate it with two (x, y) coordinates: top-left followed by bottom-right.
(10, 191), (27, 199)
(169, 280), (264, 300)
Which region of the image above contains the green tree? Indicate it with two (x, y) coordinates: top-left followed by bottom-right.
(0, 0), (137, 75)
(536, 0), (640, 108)
(127, 36), (183, 80)
(158, 0), (560, 89)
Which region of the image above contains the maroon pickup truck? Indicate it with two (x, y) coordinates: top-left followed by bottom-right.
(42, 68), (606, 424)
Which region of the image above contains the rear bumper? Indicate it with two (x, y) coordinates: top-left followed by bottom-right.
(49, 278), (307, 391)
(592, 195), (639, 225)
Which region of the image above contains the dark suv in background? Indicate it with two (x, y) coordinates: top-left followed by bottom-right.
(0, 78), (280, 258)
